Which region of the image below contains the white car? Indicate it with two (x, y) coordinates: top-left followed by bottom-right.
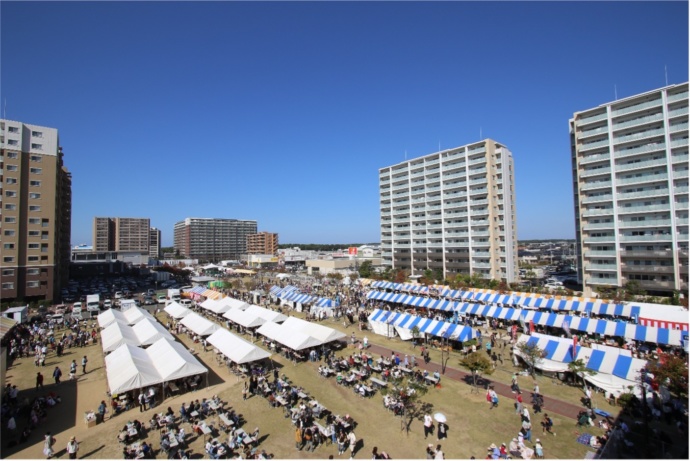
(103, 299), (112, 309)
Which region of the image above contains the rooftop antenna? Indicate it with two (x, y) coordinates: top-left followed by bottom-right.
(614, 84), (618, 101)
(404, 150), (407, 161)
(3, 98), (5, 119)
(480, 126), (482, 140)
(438, 140), (441, 152)
(665, 65), (668, 86)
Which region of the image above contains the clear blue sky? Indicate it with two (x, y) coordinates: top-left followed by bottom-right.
(2, 1), (687, 246)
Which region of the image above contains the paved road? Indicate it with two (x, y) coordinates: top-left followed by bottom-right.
(366, 342), (584, 420)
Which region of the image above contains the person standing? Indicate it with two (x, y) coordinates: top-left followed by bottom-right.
(52, 366), (62, 385)
(82, 355), (88, 374)
(426, 444), (435, 459)
(43, 432), (56, 459)
(36, 372), (44, 389)
(424, 414), (434, 439)
(69, 360), (77, 380)
(98, 400), (107, 422)
(534, 439), (544, 459)
(138, 392), (146, 412)
(515, 392), (523, 415)
(66, 436), (79, 459)
(434, 444), (445, 459)
(347, 430), (357, 458)
(437, 422), (447, 440)
(294, 426), (303, 451)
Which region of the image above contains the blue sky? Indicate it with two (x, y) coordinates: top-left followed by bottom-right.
(2, 1), (688, 246)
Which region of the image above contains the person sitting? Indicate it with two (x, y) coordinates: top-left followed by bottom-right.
(359, 385), (367, 398)
(433, 371), (441, 382)
(140, 441), (153, 459)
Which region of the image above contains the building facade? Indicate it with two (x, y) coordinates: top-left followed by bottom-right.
(379, 139), (518, 282)
(570, 82), (689, 296)
(92, 217), (151, 253)
(149, 227), (161, 258)
(173, 218), (257, 261)
(247, 231), (279, 255)
(1, 120), (72, 302)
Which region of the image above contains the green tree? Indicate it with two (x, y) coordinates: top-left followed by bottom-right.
(623, 280), (646, 300)
(459, 352), (494, 393)
(411, 326), (422, 346)
(648, 353), (689, 399)
(567, 358), (597, 388)
(358, 260), (373, 278)
(379, 374), (430, 435)
(517, 341), (545, 377)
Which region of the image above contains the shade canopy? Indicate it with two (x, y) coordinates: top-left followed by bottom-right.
(281, 316), (346, 344)
(217, 297), (251, 311)
(98, 308), (153, 329)
(180, 312), (221, 336)
(164, 302), (192, 319)
(256, 321), (323, 351)
(206, 329), (271, 364)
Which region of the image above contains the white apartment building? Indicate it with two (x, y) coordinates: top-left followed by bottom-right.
(379, 139), (518, 282)
(570, 82), (689, 296)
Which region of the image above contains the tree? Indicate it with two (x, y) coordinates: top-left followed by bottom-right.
(393, 269), (408, 283)
(459, 352), (494, 393)
(411, 326), (422, 346)
(327, 272), (343, 282)
(567, 358), (597, 388)
(379, 374), (430, 435)
(623, 280), (646, 300)
(517, 341), (545, 377)
(648, 353), (689, 399)
(358, 260), (373, 278)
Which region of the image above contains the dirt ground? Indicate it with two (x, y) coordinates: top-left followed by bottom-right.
(2, 308), (607, 460)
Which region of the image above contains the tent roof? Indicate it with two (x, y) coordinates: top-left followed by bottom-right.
(105, 343), (162, 395)
(217, 297), (250, 311)
(132, 318), (174, 345)
(145, 338), (208, 382)
(200, 299), (220, 310)
(164, 302), (192, 319)
(179, 312), (221, 336)
(101, 321), (141, 353)
(206, 329), (271, 364)
(256, 321), (322, 351)
(281, 316), (346, 344)
(244, 304), (288, 323)
(223, 307), (267, 328)
(97, 309), (127, 329)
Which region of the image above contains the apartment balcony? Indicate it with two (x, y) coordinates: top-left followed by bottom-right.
(426, 205), (442, 212)
(444, 231), (468, 237)
(425, 186), (441, 194)
(446, 211), (468, 218)
(667, 106), (689, 119)
(468, 146), (487, 154)
(473, 231), (490, 237)
(614, 142), (666, 159)
(616, 158), (667, 172)
(411, 198), (425, 204)
(577, 112), (608, 126)
(468, 157), (487, 166)
(393, 200), (410, 207)
(670, 138), (689, 148)
(583, 250), (617, 257)
(621, 264), (675, 274)
(670, 122), (689, 133)
(426, 158), (440, 166)
(579, 152), (611, 165)
(580, 181), (612, 191)
(582, 208), (614, 217)
(410, 171), (424, 179)
(673, 170), (689, 179)
(444, 222), (467, 229)
(469, 177), (488, 186)
(582, 194), (613, 204)
(619, 250), (674, 258)
(612, 98), (663, 116)
(618, 219), (672, 228)
(618, 204), (671, 214)
(676, 217), (689, 225)
(470, 187), (488, 196)
(672, 153), (689, 164)
(427, 224), (443, 229)
(427, 242), (444, 248)
(582, 221), (615, 230)
(392, 218), (410, 224)
(613, 127), (666, 146)
(619, 234), (673, 242)
(443, 172), (466, 181)
(443, 152), (465, 162)
(381, 251), (392, 257)
(617, 189), (669, 200)
(667, 91), (688, 103)
(447, 241), (470, 248)
(624, 279), (676, 290)
(586, 276), (619, 285)
(471, 199), (489, 206)
(579, 139), (611, 152)
(585, 264), (617, 271)
(578, 126), (609, 140)
(617, 174), (668, 186)
(472, 240), (491, 247)
(470, 209), (490, 217)
(444, 189), (468, 198)
(473, 262), (492, 269)
(392, 183), (409, 192)
(470, 219), (489, 226)
(583, 235), (616, 243)
(612, 112), (664, 131)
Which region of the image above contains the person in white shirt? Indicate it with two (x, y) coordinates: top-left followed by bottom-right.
(424, 414), (434, 439)
(66, 436), (79, 459)
(434, 444), (445, 459)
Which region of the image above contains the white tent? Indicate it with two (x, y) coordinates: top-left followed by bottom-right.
(206, 329), (271, 364)
(101, 321), (141, 353)
(281, 316), (346, 344)
(146, 338), (208, 382)
(123, 308), (154, 325)
(105, 344), (162, 395)
(256, 321), (322, 351)
(97, 309), (128, 329)
(164, 302), (192, 319)
(223, 307), (266, 328)
(244, 305), (287, 323)
(206, 300), (233, 315)
(132, 318), (174, 346)
(200, 299), (221, 311)
(180, 312), (221, 336)
(217, 297), (250, 311)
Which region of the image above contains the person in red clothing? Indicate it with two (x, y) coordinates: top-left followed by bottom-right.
(515, 392), (523, 415)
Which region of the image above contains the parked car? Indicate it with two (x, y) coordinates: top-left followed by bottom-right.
(157, 294), (166, 304)
(143, 297), (155, 305)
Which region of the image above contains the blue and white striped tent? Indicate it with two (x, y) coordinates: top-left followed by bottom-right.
(281, 291), (318, 305)
(189, 286), (206, 295)
(269, 285), (283, 296)
(315, 298), (339, 308)
(369, 309), (478, 342)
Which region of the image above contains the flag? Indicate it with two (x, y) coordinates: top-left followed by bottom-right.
(519, 314), (528, 334)
(529, 320), (535, 333)
(572, 335), (578, 359)
(563, 319), (571, 338)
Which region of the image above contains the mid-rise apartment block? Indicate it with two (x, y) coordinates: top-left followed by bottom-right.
(93, 217), (151, 253)
(149, 227), (161, 258)
(571, 82), (689, 296)
(174, 218), (257, 261)
(1, 120), (72, 302)
(379, 139), (518, 282)
(247, 232), (279, 255)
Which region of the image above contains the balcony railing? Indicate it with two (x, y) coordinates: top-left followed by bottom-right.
(579, 153), (611, 165)
(582, 194), (613, 204)
(621, 264), (675, 273)
(584, 251), (617, 257)
(614, 142), (666, 158)
(580, 181), (612, 191)
(617, 189), (669, 200)
(579, 139), (610, 152)
(579, 126), (609, 139)
(667, 91), (689, 103)
(618, 204), (670, 213)
(577, 112), (608, 126)
(582, 208), (614, 217)
(673, 170), (689, 179)
(670, 122), (689, 133)
(613, 127), (666, 145)
(618, 219), (671, 228)
(616, 158), (668, 172)
(667, 107), (689, 118)
(617, 174), (668, 185)
(582, 221), (615, 230)
(612, 112), (663, 131)
(583, 236), (616, 243)
(619, 250), (674, 258)
(612, 98), (662, 116)
(586, 276), (619, 285)
(585, 264), (618, 271)
(619, 234), (673, 242)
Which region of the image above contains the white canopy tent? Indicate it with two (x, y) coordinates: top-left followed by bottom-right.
(206, 329), (272, 364)
(180, 312), (221, 336)
(244, 304), (287, 323)
(223, 307), (266, 328)
(200, 299), (221, 311)
(123, 308), (154, 325)
(105, 338), (208, 395)
(97, 309), (128, 329)
(164, 302), (192, 319)
(281, 316), (346, 344)
(101, 321), (142, 353)
(132, 318), (174, 345)
(217, 297), (251, 311)
(205, 300), (233, 315)
(256, 321), (322, 351)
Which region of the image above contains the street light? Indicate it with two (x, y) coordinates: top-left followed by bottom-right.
(439, 328), (450, 374)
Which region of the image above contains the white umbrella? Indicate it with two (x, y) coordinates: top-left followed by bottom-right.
(433, 412), (447, 423)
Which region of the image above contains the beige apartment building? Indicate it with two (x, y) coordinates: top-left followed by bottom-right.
(1, 119), (72, 302)
(93, 217), (151, 253)
(571, 82), (689, 296)
(174, 217), (257, 261)
(379, 139), (518, 282)
(247, 232), (279, 255)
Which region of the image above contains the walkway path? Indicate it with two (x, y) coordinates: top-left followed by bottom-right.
(366, 342), (584, 420)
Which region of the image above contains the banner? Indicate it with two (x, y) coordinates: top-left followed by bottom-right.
(529, 320), (535, 334)
(563, 319), (572, 338)
(348, 247), (358, 255)
(572, 335), (578, 359)
(519, 314), (528, 334)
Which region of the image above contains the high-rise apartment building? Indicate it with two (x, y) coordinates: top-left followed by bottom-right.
(174, 218), (258, 261)
(92, 217), (150, 253)
(247, 232), (279, 255)
(149, 227), (161, 259)
(379, 139), (518, 282)
(1, 120), (72, 302)
(570, 82), (689, 296)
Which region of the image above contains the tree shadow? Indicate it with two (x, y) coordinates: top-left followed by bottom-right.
(405, 401), (434, 433)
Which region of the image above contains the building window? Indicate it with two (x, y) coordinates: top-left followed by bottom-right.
(2, 269), (14, 276)
(6, 164), (18, 171)
(30, 167), (42, 174)
(8, 126), (19, 133)
(29, 230), (40, 236)
(5, 190), (17, 197)
(1, 282), (14, 290)
(3, 243), (14, 249)
(29, 192), (41, 199)
(4, 217), (16, 223)
(28, 243), (40, 249)
(41, 231), (49, 240)
(31, 131), (43, 138)
(4, 204), (16, 210)
(27, 281), (40, 288)
(4, 230), (15, 236)
(28, 256), (39, 262)
(6, 151), (18, 158)
(42, 218), (49, 227)
(6, 177), (17, 184)
(30, 180), (41, 187)
(29, 205), (41, 212)
(27, 268), (40, 275)
(29, 218), (41, 225)
(3, 256), (14, 263)
(31, 144), (42, 150)
(41, 243), (49, 253)
(7, 139), (18, 146)
(30, 155), (42, 162)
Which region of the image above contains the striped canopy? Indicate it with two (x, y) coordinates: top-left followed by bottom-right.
(281, 291), (318, 305)
(369, 309), (478, 342)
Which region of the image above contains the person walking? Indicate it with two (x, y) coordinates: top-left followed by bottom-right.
(66, 436), (79, 459)
(534, 439), (544, 459)
(138, 392), (146, 412)
(294, 426), (303, 451)
(36, 372), (44, 389)
(437, 422), (447, 440)
(347, 430), (357, 458)
(82, 355), (88, 374)
(69, 360), (77, 380)
(488, 387), (499, 409)
(424, 414), (434, 439)
(515, 392), (523, 415)
(43, 432), (56, 459)
(52, 366), (62, 385)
